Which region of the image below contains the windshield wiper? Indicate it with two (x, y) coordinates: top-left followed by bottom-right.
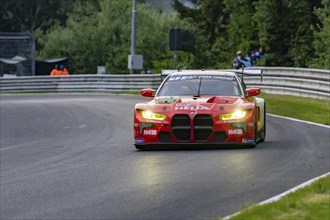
(194, 77), (202, 98)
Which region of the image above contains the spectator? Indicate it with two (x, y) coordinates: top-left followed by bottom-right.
(60, 65), (69, 75)
(50, 64), (62, 76)
(245, 51), (252, 63)
(249, 49), (256, 66)
(232, 51), (253, 69)
(254, 47), (265, 63)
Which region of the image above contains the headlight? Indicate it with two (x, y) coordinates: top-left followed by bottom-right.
(138, 110), (168, 120)
(218, 109), (249, 120)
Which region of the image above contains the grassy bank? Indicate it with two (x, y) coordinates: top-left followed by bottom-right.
(222, 175), (330, 220)
(221, 93), (330, 220)
(259, 93), (330, 125)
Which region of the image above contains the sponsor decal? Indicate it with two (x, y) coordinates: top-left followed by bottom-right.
(228, 129), (243, 135)
(169, 75), (235, 81)
(175, 103), (211, 111)
(143, 129), (157, 135)
(242, 138), (255, 143)
(135, 138), (144, 143)
(168, 76), (195, 81)
(155, 97), (179, 104)
(139, 122), (155, 134)
(199, 75), (235, 81)
(230, 122), (248, 134)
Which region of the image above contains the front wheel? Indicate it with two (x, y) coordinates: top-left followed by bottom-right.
(135, 145), (144, 150)
(259, 103), (266, 143)
(248, 109), (258, 148)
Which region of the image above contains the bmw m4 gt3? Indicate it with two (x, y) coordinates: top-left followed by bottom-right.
(134, 70), (266, 149)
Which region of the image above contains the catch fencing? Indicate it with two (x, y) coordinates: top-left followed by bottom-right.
(0, 67), (329, 99)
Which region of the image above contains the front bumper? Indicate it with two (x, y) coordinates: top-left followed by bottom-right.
(134, 112), (257, 146)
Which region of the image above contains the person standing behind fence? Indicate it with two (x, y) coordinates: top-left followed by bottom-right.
(254, 47), (265, 63)
(60, 65), (69, 75)
(50, 64), (62, 76)
(232, 51), (253, 69)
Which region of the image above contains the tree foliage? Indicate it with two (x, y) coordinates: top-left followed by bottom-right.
(37, 0), (185, 74)
(2, 0), (329, 73)
(173, 0), (326, 69)
(0, 0), (79, 32)
(254, 0), (322, 67)
(309, 0), (330, 69)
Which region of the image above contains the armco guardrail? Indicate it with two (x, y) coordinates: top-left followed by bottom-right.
(0, 67), (329, 99)
(243, 67), (330, 99)
(0, 74), (162, 93)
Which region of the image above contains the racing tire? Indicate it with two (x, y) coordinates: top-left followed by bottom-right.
(259, 102), (266, 143)
(135, 145), (145, 150)
(249, 127), (257, 148)
(247, 109), (258, 148)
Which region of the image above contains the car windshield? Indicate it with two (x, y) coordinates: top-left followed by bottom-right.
(157, 75), (242, 96)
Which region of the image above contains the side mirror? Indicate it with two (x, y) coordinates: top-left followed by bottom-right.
(141, 88), (155, 97)
(246, 88), (261, 97)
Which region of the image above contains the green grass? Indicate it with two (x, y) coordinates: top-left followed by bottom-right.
(217, 93), (330, 220)
(259, 93), (330, 125)
(221, 175), (330, 220)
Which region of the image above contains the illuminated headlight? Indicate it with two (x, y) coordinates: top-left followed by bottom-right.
(218, 109), (249, 120)
(138, 110), (168, 120)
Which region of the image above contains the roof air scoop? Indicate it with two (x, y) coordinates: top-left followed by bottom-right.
(206, 96), (216, 103)
(207, 96), (235, 104)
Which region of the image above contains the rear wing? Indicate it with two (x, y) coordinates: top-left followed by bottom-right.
(161, 69), (177, 76)
(161, 68), (264, 81)
(227, 68), (264, 82)
(161, 69), (179, 81)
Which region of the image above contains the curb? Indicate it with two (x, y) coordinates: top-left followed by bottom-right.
(223, 172), (329, 219)
(223, 113), (329, 220)
(267, 113), (330, 129)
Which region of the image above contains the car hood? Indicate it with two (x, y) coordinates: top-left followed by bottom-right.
(136, 96), (253, 114)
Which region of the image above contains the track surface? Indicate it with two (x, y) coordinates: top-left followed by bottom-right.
(1, 94), (329, 219)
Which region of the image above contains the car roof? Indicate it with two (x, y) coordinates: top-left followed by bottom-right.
(168, 70), (237, 77)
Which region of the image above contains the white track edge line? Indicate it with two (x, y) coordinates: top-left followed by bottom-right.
(258, 172), (330, 205)
(223, 113), (329, 220)
(223, 172), (330, 220)
(267, 113), (330, 128)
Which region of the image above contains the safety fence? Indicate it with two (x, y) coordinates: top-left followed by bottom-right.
(0, 67), (329, 99)
(0, 74), (162, 93)
(243, 67), (329, 99)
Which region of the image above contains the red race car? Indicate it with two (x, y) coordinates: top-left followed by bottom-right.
(134, 70), (266, 149)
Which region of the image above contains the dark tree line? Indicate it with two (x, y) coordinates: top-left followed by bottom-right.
(1, 0), (329, 74)
(173, 0), (329, 69)
(0, 0), (78, 32)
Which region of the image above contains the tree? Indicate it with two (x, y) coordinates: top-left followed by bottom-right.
(254, 0), (322, 67)
(38, 0), (183, 74)
(37, 1), (101, 74)
(0, 0), (77, 32)
(172, 0), (231, 68)
(287, 0), (322, 67)
(254, 0), (292, 66)
(309, 0), (330, 69)
(214, 0), (259, 68)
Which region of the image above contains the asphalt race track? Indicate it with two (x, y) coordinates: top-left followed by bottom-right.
(1, 94), (329, 219)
